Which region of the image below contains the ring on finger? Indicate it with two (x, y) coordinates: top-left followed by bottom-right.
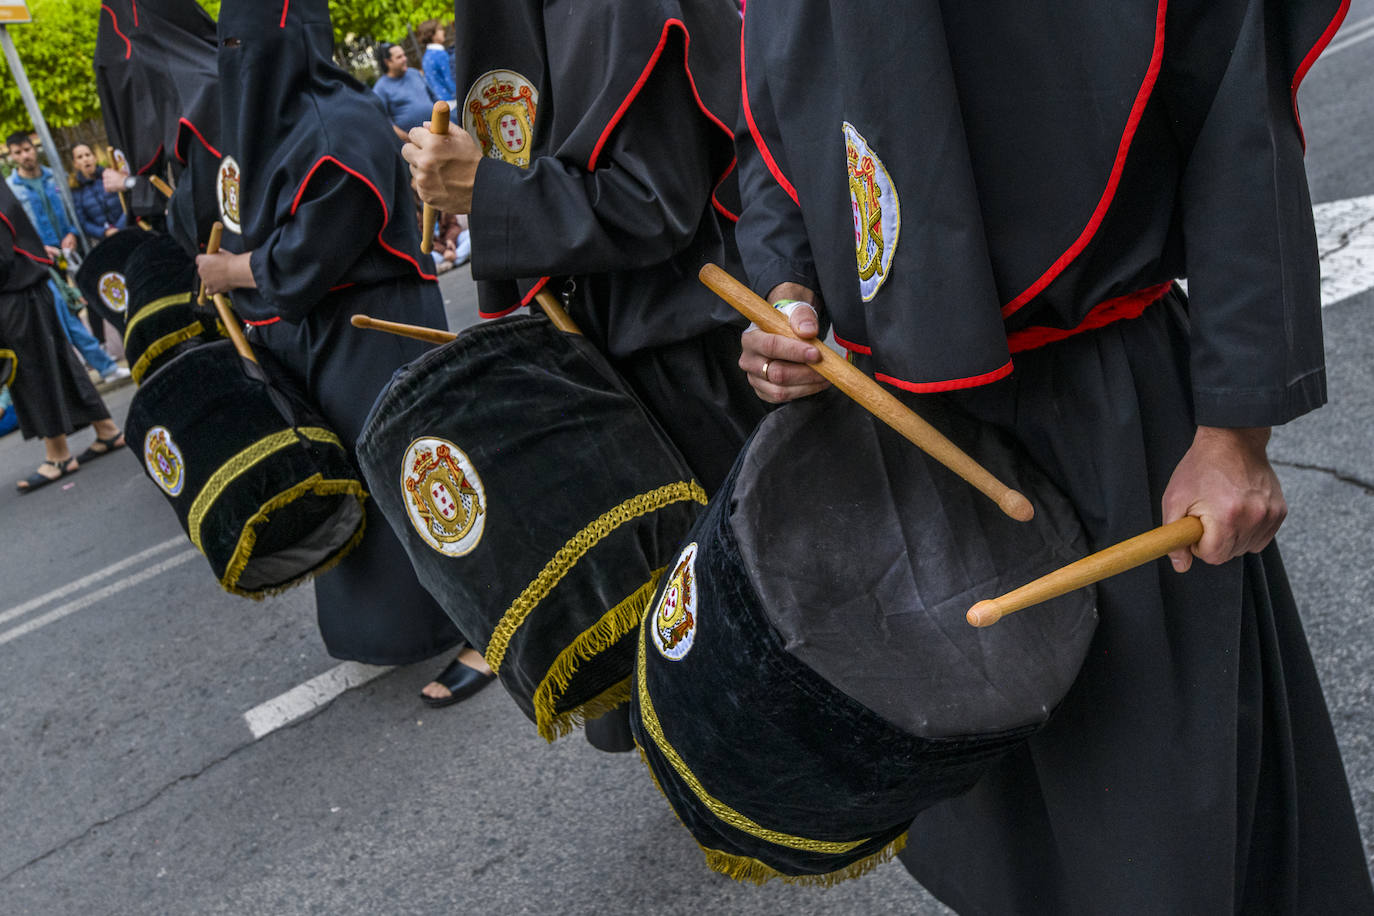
(760, 359), (770, 382)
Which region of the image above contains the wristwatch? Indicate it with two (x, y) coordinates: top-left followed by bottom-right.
(122, 176), (137, 191)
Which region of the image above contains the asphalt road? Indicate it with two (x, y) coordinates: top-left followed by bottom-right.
(2, 14), (1373, 915)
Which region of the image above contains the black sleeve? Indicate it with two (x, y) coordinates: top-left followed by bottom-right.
(468, 36), (716, 280)
(1179, 0), (1328, 428)
(245, 167), (385, 322)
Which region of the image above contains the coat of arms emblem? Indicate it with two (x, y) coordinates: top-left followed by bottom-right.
(843, 122), (900, 301)
(402, 437), (487, 556)
(463, 69), (539, 168)
(652, 542), (699, 661)
(112, 148), (130, 174)
(98, 272), (128, 313)
(144, 426), (186, 497)
(217, 155), (243, 234)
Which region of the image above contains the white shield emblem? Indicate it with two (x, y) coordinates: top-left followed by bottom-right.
(499, 114), (525, 152)
(402, 437), (487, 557)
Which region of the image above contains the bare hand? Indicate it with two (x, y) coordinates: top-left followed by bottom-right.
(102, 169), (130, 194)
(739, 282), (830, 403)
(44, 245), (61, 260)
(1161, 426), (1285, 572)
(61, 233), (77, 253)
(402, 122), (482, 215)
(196, 250), (256, 296)
(103, 226), (119, 237)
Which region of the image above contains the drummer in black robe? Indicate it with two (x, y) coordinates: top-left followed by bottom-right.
(1, 184), (124, 492)
(734, 0), (1374, 911)
(195, 0), (492, 705)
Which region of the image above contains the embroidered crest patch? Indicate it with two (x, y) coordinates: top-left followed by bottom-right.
(98, 272), (128, 314)
(651, 542), (699, 661)
(463, 69), (539, 168)
(144, 426), (185, 497)
(217, 155), (243, 234)
(112, 148), (130, 174)
(402, 437), (487, 556)
(843, 122), (900, 301)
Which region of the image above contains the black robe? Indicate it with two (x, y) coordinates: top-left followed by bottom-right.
(0, 186), (108, 440)
(454, 0), (766, 492)
(204, 0), (462, 665)
(736, 0), (1372, 911)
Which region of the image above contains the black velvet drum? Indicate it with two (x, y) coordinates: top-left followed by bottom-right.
(74, 228), (157, 334)
(356, 314), (706, 741)
(122, 235), (222, 384)
(630, 389), (1098, 885)
(125, 340), (367, 597)
(0, 347), (15, 388)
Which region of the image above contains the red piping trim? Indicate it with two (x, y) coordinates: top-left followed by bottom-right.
(480, 276), (550, 320)
(131, 0), (138, 27)
(740, 10), (798, 207)
(1000, 0), (1167, 318)
(712, 158), (740, 222)
(875, 360), (1014, 393)
(280, 2), (289, 28)
(290, 155), (437, 282)
(329, 281), (356, 292)
(1290, 0), (1349, 150)
(100, 5), (132, 60)
(587, 21), (677, 169)
(134, 143), (162, 175)
(244, 317), (281, 327)
(832, 332), (871, 355)
(0, 212), (53, 265)
(175, 119), (221, 163)
(1007, 283), (1170, 353)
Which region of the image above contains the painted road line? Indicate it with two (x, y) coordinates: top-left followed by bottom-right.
(243, 662), (393, 740)
(1315, 194), (1374, 308)
(0, 536), (186, 628)
(1324, 13), (1374, 57)
(0, 548), (200, 648)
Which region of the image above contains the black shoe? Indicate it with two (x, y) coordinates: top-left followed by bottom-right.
(421, 657), (496, 708)
(584, 705), (636, 753)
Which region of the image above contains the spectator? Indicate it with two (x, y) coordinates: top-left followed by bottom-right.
(70, 143), (128, 240)
(5, 132), (128, 383)
(372, 42), (437, 142)
(417, 20), (456, 103)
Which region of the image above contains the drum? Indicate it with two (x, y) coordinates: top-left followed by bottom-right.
(121, 235), (222, 384)
(0, 347), (15, 389)
(74, 228), (157, 334)
(630, 388), (1098, 884)
(125, 339), (368, 597)
(356, 314), (706, 741)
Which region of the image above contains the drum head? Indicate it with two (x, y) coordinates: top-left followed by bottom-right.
(74, 228), (158, 332)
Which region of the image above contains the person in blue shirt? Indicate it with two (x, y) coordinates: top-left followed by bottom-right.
(70, 143), (129, 240)
(371, 43), (436, 142)
(417, 20), (456, 103)
(5, 132), (127, 382)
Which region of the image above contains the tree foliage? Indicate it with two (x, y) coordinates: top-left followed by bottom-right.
(0, 0), (446, 142)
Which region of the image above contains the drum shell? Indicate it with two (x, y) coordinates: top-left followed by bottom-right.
(74, 228), (157, 333)
(126, 340), (367, 597)
(122, 235), (221, 384)
(356, 314), (706, 739)
(631, 390), (1098, 883)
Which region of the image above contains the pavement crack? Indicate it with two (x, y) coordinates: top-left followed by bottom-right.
(1273, 459), (1374, 495)
(1319, 213), (1374, 261)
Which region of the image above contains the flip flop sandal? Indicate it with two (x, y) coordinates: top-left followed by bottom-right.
(76, 432), (126, 464)
(16, 456), (78, 494)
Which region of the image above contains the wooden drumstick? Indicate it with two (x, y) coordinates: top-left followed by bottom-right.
(966, 516), (1204, 627)
(204, 221), (258, 364)
(699, 263), (1034, 523)
(108, 146), (128, 214)
(533, 288), (582, 335)
(420, 101), (450, 256)
(350, 314), (456, 345)
(149, 175), (174, 198)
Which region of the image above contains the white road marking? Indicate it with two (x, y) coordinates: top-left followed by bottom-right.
(0, 536), (185, 628)
(0, 549), (200, 648)
(1323, 13), (1374, 57)
(243, 662), (393, 740)
(1314, 193), (1374, 308)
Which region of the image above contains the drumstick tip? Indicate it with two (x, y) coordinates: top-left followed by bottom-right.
(1001, 489), (1035, 523)
(967, 601), (1003, 628)
(350, 314), (370, 328)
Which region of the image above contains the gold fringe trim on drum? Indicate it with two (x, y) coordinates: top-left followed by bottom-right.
(221, 473), (368, 598)
(130, 321), (208, 384)
(532, 568), (666, 742)
(0, 348), (16, 388)
(188, 426), (348, 551)
(484, 481), (708, 673)
(122, 292), (193, 348)
(634, 620), (871, 855)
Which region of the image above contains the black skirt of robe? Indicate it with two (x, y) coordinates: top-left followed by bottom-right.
(895, 293), (1374, 914)
(251, 279), (464, 666)
(0, 282), (109, 440)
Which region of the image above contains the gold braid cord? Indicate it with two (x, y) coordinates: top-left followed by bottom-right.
(122, 292), (193, 349)
(131, 322), (207, 384)
(0, 348), (16, 388)
(483, 481), (707, 672)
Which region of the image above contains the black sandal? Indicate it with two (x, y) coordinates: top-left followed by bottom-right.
(16, 456), (79, 493)
(76, 432), (125, 464)
(420, 657), (497, 708)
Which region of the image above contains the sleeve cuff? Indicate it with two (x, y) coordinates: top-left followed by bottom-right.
(1192, 368), (1327, 428)
(468, 157), (522, 282)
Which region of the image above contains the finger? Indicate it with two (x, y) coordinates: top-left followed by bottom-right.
(788, 304), (819, 339)
(763, 358), (828, 389)
(743, 329), (821, 365)
(1192, 513), (1238, 567)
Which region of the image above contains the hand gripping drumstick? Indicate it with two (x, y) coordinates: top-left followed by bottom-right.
(966, 516), (1203, 627)
(698, 263), (1034, 523)
(108, 146), (128, 214)
(419, 101), (450, 256)
(351, 287), (583, 340)
(204, 221), (258, 364)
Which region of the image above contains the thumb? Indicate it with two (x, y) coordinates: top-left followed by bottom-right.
(790, 303), (819, 339)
